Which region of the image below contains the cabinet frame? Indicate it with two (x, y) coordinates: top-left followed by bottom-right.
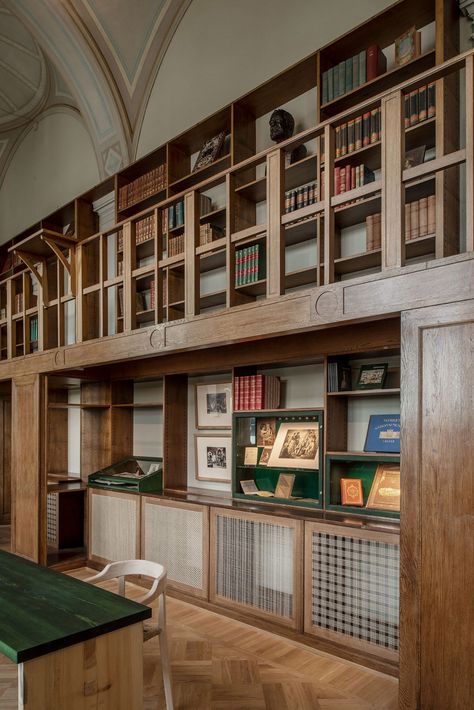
(88, 488), (141, 566)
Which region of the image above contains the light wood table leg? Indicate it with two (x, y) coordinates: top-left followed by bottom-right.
(18, 623), (143, 709)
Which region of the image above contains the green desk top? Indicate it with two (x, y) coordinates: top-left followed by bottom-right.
(0, 550), (151, 663)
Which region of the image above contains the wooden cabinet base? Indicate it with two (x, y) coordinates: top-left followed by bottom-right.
(18, 623), (143, 710)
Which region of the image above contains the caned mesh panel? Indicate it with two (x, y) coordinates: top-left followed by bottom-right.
(143, 503), (203, 590)
(215, 514), (294, 619)
(311, 531), (399, 650)
(46, 493), (57, 545)
(90, 494), (137, 562)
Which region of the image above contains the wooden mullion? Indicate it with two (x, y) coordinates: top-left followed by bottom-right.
(266, 148), (284, 297)
(122, 222), (132, 332)
(75, 244), (84, 343)
(184, 191), (198, 317)
(323, 124), (335, 284)
(381, 90), (405, 270)
(99, 235), (105, 337)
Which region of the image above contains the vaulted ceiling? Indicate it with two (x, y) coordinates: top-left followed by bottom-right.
(0, 0), (191, 183)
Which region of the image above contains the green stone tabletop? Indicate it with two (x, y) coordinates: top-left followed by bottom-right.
(0, 550), (151, 663)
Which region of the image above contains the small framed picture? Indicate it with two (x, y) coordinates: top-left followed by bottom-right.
(192, 131), (226, 172)
(366, 464), (400, 512)
(258, 447), (272, 466)
(195, 382), (232, 429)
(194, 435), (231, 483)
(256, 418), (276, 446)
(356, 363), (388, 389)
(404, 145), (425, 169)
(267, 422), (320, 470)
(395, 26), (420, 67)
(275, 473), (295, 498)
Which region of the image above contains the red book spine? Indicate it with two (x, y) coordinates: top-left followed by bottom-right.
(255, 374), (263, 409)
(334, 167), (341, 196)
(234, 376), (240, 411)
(351, 166), (356, 190)
(366, 45), (386, 82)
(249, 375), (255, 410)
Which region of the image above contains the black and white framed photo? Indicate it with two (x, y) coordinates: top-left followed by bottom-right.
(195, 435), (231, 483)
(267, 421), (320, 470)
(195, 382), (232, 429)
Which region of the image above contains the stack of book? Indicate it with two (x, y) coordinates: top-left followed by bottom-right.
(235, 244), (265, 286)
(327, 362), (352, 392)
(321, 45), (386, 104)
(199, 194), (212, 215)
(366, 213), (382, 251)
(163, 201), (184, 232)
(334, 164), (375, 195)
(405, 196), (435, 240)
(116, 259), (124, 276)
(14, 292), (23, 313)
(199, 223), (224, 246)
(136, 215), (155, 245)
(404, 83), (436, 127)
(118, 164), (167, 210)
(136, 280), (156, 312)
(117, 231), (124, 252)
(168, 233), (185, 257)
(233, 374), (280, 410)
(285, 182), (317, 213)
(335, 107), (381, 158)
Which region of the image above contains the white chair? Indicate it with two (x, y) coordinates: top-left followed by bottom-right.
(86, 560), (174, 710)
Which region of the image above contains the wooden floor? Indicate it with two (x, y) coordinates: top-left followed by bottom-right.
(0, 562), (399, 709)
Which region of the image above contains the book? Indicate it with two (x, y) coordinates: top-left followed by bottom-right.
(418, 85), (427, 122)
(427, 82), (436, 118)
(366, 214), (374, 251)
(419, 197), (428, 237)
(352, 54), (359, 90)
(366, 464), (400, 511)
(410, 199), (419, 239)
(364, 414), (401, 453)
(409, 90), (419, 126)
(366, 45), (387, 82)
(345, 58), (353, 93)
(340, 478), (364, 506)
(358, 49), (366, 85)
(395, 26), (421, 67)
(427, 194), (436, 233)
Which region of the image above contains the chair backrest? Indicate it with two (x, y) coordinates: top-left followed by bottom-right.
(85, 559), (167, 606)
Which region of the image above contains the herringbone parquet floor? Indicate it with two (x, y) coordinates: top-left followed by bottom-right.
(0, 563), (399, 709)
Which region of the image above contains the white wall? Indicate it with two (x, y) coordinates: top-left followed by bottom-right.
(137, 0), (394, 156)
(0, 109), (99, 243)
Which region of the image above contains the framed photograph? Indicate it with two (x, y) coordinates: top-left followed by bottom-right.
(404, 145), (425, 169)
(395, 26), (420, 67)
(244, 447), (258, 465)
(256, 418), (276, 446)
(258, 446), (272, 466)
(194, 435), (231, 482)
(366, 464), (400, 512)
(364, 414), (400, 453)
(267, 422), (320, 470)
(340, 478), (364, 506)
(356, 363), (388, 389)
(192, 131), (226, 172)
(195, 382), (232, 429)
(275, 473), (295, 498)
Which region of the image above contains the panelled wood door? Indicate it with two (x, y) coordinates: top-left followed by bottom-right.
(400, 300), (474, 709)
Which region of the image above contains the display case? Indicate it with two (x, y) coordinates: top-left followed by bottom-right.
(232, 409), (323, 509)
(88, 456), (163, 493)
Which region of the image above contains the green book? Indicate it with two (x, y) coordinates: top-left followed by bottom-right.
(359, 50), (366, 85)
(352, 54), (359, 89)
(338, 61), (345, 97)
(327, 67), (334, 102)
(345, 59), (353, 93)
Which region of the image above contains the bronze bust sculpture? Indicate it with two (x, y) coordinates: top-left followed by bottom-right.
(269, 109), (307, 164)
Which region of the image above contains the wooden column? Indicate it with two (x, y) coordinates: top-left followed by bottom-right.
(323, 124), (335, 284)
(465, 55), (474, 253)
(266, 148), (284, 297)
(75, 244), (84, 343)
(184, 190), (199, 317)
(122, 222), (132, 332)
(11, 374), (45, 563)
(400, 299), (474, 709)
(381, 90), (404, 270)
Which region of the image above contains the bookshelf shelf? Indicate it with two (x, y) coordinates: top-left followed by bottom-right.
(168, 223), (185, 235)
(169, 154), (231, 193)
(135, 237), (155, 259)
(321, 50), (436, 116)
(281, 202), (324, 225)
(404, 174), (435, 202)
(284, 266), (318, 290)
(200, 290), (227, 309)
(200, 206), (226, 222)
(231, 226), (267, 245)
(327, 388), (401, 397)
(132, 264), (155, 279)
(326, 450), (400, 458)
(335, 140), (381, 170)
(112, 402), (163, 409)
(334, 249), (381, 275)
(196, 237), (227, 256)
(285, 154), (318, 191)
(136, 309), (155, 325)
(406, 233), (435, 259)
(159, 255), (185, 269)
(334, 194), (382, 229)
(199, 249), (226, 273)
(117, 188), (166, 219)
(284, 216), (319, 246)
(235, 176), (267, 202)
(234, 279), (266, 297)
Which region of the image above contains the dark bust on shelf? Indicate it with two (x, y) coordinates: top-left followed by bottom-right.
(269, 108), (307, 165)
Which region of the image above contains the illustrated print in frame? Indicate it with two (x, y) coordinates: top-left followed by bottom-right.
(195, 382), (232, 429)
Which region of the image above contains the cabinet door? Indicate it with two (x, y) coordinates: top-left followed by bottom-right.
(304, 521), (399, 662)
(88, 489), (140, 565)
(400, 301), (474, 709)
(210, 507), (303, 630)
(142, 498), (209, 599)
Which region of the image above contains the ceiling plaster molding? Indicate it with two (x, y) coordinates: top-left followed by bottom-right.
(3, 0), (131, 178)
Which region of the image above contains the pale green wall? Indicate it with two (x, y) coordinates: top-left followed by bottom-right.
(0, 110), (99, 243)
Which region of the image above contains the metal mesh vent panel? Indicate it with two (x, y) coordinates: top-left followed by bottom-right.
(46, 493), (57, 545)
(90, 494), (137, 562)
(215, 514), (294, 619)
(311, 531), (399, 650)
(143, 503), (203, 590)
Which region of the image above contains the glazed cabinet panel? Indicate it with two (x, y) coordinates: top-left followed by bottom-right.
(141, 497), (209, 599)
(304, 521), (399, 662)
(210, 507), (303, 630)
(88, 489), (140, 565)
